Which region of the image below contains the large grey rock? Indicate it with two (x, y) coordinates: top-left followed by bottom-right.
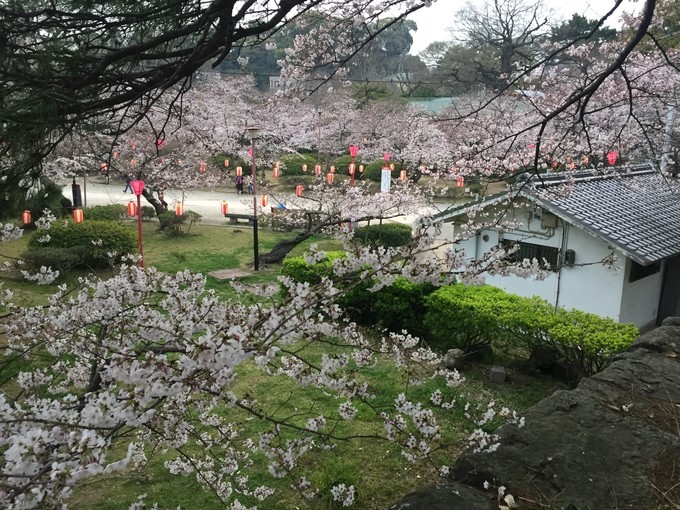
(392, 319), (680, 510)
(442, 348), (466, 370)
(389, 482), (494, 510)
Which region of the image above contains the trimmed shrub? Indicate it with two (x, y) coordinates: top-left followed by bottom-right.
(354, 223), (412, 247)
(423, 284), (638, 379)
(25, 220), (136, 269)
(86, 204), (127, 223)
(360, 160), (387, 182)
(424, 285), (520, 352)
(546, 309), (638, 378)
(279, 154), (319, 176)
(369, 278), (436, 337)
(141, 206), (157, 221)
(281, 251), (346, 284)
(21, 247), (82, 273)
(158, 210), (202, 237)
(282, 253), (435, 336)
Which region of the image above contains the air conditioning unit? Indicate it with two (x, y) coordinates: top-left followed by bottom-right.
(564, 249), (576, 266)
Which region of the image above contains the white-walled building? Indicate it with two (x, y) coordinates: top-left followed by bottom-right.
(434, 166), (680, 331)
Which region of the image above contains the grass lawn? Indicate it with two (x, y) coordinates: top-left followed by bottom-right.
(1, 220), (560, 509)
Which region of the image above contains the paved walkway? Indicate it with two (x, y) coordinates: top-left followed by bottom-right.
(63, 176), (268, 226)
(63, 175), (451, 227)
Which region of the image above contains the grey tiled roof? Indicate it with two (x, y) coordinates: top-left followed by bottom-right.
(435, 166), (680, 266)
(526, 167), (680, 265)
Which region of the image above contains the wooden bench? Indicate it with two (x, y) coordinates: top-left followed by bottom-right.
(224, 213), (255, 225)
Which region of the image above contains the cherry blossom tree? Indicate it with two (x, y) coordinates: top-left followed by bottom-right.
(0, 217), (538, 509)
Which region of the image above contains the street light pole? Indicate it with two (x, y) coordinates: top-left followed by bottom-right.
(247, 126), (260, 271)
(316, 106), (322, 165)
(130, 180), (145, 268)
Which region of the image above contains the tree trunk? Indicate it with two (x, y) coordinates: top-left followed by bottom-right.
(142, 188), (165, 215)
(259, 230), (315, 265)
(259, 212), (329, 265)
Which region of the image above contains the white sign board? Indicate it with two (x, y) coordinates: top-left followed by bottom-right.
(380, 168), (391, 193)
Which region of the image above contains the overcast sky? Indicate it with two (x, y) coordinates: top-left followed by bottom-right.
(407, 0), (639, 55)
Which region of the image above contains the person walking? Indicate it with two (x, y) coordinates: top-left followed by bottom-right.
(123, 177), (132, 193)
(235, 174), (244, 194)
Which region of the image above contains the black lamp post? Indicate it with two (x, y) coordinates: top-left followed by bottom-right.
(316, 106), (322, 165)
(247, 126), (260, 271)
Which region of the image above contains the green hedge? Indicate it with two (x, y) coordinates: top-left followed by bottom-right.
(141, 206), (157, 221)
(367, 278), (436, 337)
(282, 252), (436, 336)
(25, 220), (136, 269)
(424, 285), (520, 352)
(158, 210), (202, 237)
(360, 160), (387, 182)
(354, 223), (412, 247)
(279, 154), (319, 176)
(424, 284), (638, 379)
(86, 204), (127, 223)
(281, 251), (346, 284)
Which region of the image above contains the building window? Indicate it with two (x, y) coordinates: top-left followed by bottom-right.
(629, 260), (661, 282)
(501, 240), (559, 271)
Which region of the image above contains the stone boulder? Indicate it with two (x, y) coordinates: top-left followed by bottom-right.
(392, 317), (680, 509)
(389, 482), (494, 510)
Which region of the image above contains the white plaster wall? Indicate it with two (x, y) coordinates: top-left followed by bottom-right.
(449, 207), (628, 322)
(619, 258), (664, 329)
(555, 225), (625, 321)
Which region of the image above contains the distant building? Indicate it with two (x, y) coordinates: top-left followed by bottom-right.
(407, 97), (456, 114)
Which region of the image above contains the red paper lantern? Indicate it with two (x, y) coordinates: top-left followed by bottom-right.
(384, 152), (390, 162)
(175, 202), (184, 216)
(224, 159), (230, 168)
(314, 164), (321, 176)
(100, 162), (107, 171)
(348, 163), (355, 175)
(200, 161), (206, 173)
(349, 145), (359, 158)
(261, 194), (269, 207)
(295, 185), (304, 197)
(127, 201), (137, 217)
(130, 158), (136, 167)
(606, 150), (619, 166)
(236, 166), (243, 176)
(73, 209), (84, 224)
(302, 164), (308, 172)
(326, 172), (334, 184)
(21, 210), (31, 225)
(457, 176), (465, 188)
(130, 180), (145, 196)
(399, 169), (407, 182)
(359, 164), (364, 173)
(220, 201), (228, 215)
(273, 167), (281, 178)
(113, 151), (119, 159)
(330, 165), (335, 173)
